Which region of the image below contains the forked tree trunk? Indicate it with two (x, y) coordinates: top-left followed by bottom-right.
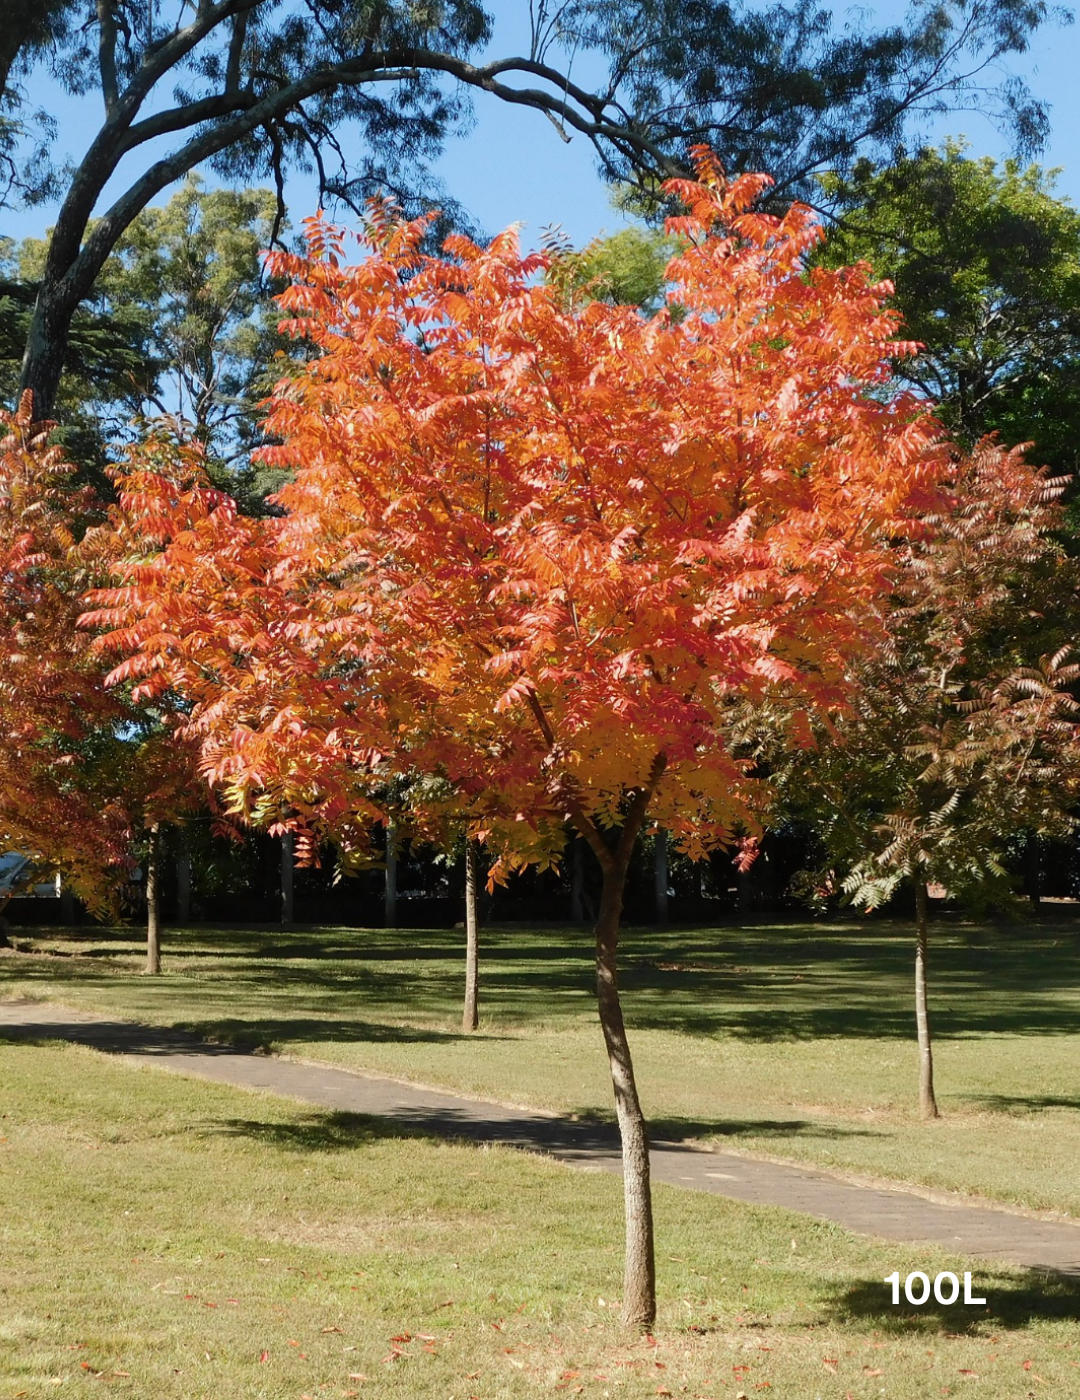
(462, 841), (479, 1032)
(595, 856), (656, 1328)
(280, 832), (295, 928)
(914, 880), (939, 1119)
(144, 823), (162, 975)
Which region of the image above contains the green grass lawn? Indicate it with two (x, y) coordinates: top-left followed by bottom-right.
(2, 915), (1080, 1216)
(3, 1040), (1079, 1400)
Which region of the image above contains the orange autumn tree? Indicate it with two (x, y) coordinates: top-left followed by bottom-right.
(91, 152), (949, 1326)
(0, 396), (133, 926)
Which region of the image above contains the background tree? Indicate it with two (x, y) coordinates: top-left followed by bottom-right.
(820, 143), (1080, 475)
(0, 398), (203, 957)
(0, 395), (133, 928)
(10, 177), (291, 510)
(773, 443), (1080, 1117)
(92, 158), (950, 1325)
(0, 0), (1057, 417)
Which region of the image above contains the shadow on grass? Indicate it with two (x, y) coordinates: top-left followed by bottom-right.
(204, 1105), (883, 1169)
(820, 1268), (1080, 1331)
(7, 919), (1080, 1044)
(968, 1094), (1080, 1114)
(206, 1110), (432, 1152)
(0, 1015), (486, 1057)
(649, 1115), (886, 1142)
(175, 1015), (501, 1052)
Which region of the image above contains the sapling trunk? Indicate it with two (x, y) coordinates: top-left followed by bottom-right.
(914, 879), (939, 1119)
(280, 832), (295, 928)
(176, 844), (192, 925)
(384, 824), (398, 928)
(654, 829), (669, 929)
(463, 840), (479, 1032)
(595, 857), (656, 1328)
(144, 823), (162, 975)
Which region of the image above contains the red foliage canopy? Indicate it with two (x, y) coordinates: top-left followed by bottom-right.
(90, 154), (949, 877)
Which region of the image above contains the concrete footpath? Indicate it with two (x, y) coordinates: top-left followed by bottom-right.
(3, 997), (1079, 1276)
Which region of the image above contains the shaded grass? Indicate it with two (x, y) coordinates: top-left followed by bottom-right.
(3, 1041), (1080, 1399)
(3, 916), (1080, 1214)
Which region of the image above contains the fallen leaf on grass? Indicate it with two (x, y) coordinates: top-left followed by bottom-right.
(259, 1351), (270, 1363)
(322, 1326), (344, 1334)
(864, 1367), (884, 1376)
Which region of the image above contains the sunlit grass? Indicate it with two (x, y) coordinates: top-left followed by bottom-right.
(3, 914), (1080, 1213)
(3, 1042), (1079, 1399)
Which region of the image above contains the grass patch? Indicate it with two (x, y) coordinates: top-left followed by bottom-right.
(3, 916), (1080, 1214)
(2, 1041), (1080, 1399)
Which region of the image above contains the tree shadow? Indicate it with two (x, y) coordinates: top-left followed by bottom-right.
(204, 1105), (884, 1170)
(819, 1267), (1080, 1332)
(205, 1110), (434, 1152)
(176, 1015), (511, 1052)
(648, 1115), (886, 1142)
(967, 1094), (1080, 1113)
(0, 1015), (490, 1057)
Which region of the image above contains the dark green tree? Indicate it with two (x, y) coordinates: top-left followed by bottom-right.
(0, 0), (1059, 418)
(820, 142), (1080, 473)
(9, 178), (291, 508)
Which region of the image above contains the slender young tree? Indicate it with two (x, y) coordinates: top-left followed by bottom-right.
(771, 443), (1080, 1116)
(0, 395), (133, 913)
(463, 839), (480, 1033)
(91, 155), (950, 1324)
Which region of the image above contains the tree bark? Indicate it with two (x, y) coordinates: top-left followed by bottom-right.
(915, 879), (939, 1119)
(654, 829), (668, 929)
(595, 857), (656, 1328)
(384, 823), (397, 928)
(144, 822), (162, 975)
(462, 840), (479, 1032)
(280, 831), (294, 928)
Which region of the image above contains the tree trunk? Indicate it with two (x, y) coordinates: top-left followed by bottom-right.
(59, 878), (76, 926)
(1025, 832), (1041, 908)
(654, 830), (669, 929)
(144, 823), (162, 975)
(384, 823), (397, 928)
(175, 844), (192, 924)
(462, 841), (479, 1032)
(280, 832), (294, 928)
(20, 297), (72, 422)
(915, 879), (939, 1119)
(595, 859), (656, 1328)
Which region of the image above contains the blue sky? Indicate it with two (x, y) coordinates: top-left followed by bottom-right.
(4, 1), (1080, 250)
